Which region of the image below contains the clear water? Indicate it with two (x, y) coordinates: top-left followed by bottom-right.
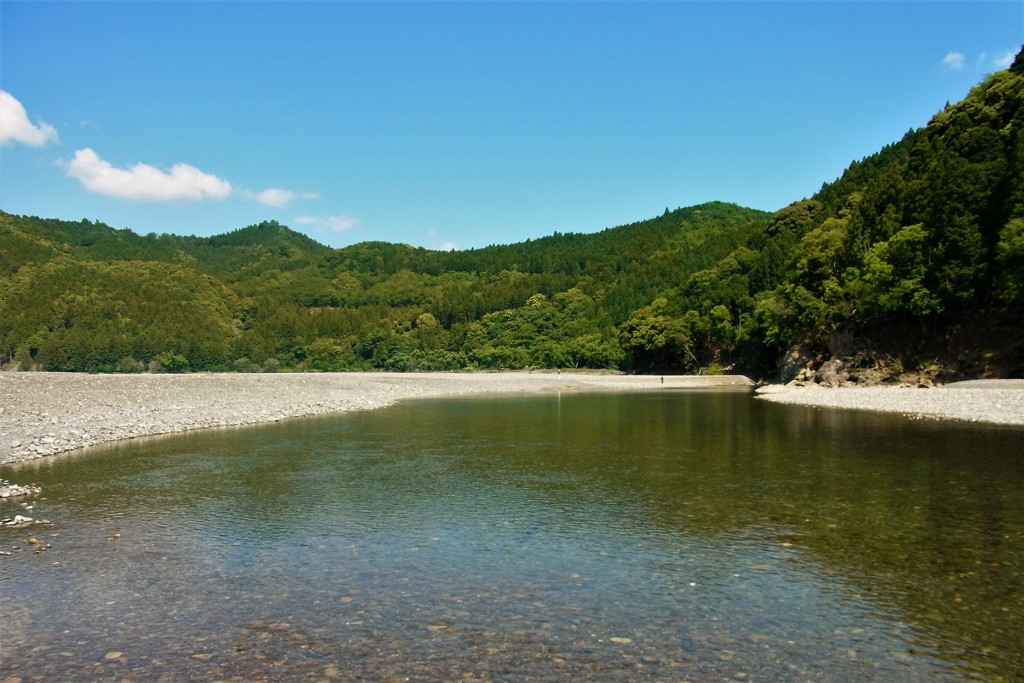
(2, 390), (1023, 682)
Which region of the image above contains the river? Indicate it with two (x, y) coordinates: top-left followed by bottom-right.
(1, 390), (1022, 681)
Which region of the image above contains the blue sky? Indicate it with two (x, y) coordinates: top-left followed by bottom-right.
(1, 1), (1021, 250)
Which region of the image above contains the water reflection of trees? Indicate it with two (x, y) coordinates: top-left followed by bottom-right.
(393, 393), (1024, 680)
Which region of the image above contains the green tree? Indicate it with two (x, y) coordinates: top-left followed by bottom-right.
(619, 298), (696, 372)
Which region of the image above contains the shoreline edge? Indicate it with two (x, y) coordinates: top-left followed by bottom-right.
(3, 372), (1022, 471)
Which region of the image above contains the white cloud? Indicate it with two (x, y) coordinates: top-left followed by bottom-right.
(63, 147), (316, 207)
(294, 214), (361, 232)
(245, 187), (320, 208)
(64, 148), (232, 201)
(942, 51), (966, 70)
(0, 90), (59, 146)
(994, 49), (1017, 70)
(426, 228), (459, 251)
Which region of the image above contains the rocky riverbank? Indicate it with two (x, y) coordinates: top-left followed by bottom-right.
(755, 379), (1024, 425)
(0, 371), (751, 467)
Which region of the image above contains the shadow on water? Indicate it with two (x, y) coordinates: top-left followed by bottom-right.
(2, 390), (1023, 681)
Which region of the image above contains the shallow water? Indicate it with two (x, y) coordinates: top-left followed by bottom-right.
(2, 391), (1023, 682)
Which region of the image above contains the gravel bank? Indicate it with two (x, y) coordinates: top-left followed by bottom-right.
(0, 371), (751, 466)
(755, 380), (1024, 426)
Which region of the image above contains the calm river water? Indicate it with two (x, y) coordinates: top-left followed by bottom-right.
(2, 390), (1023, 682)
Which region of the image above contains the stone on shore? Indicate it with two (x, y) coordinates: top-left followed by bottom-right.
(0, 480), (41, 499)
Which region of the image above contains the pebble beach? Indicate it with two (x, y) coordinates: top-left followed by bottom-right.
(2, 372), (1022, 470)
(754, 379), (1024, 426)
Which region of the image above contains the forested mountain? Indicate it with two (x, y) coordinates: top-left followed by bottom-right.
(0, 203), (767, 374)
(2, 50), (1022, 380)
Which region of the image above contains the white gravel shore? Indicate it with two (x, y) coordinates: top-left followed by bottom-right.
(755, 379), (1024, 426)
(0, 371), (751, 465)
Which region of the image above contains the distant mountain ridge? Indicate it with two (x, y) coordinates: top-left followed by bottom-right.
(2, 49), (1022, 379)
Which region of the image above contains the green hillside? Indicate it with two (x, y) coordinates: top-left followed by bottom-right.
(0, 203), (767, 373)
(2, 50), (1022, 380)
(724, 49), (1024, 381)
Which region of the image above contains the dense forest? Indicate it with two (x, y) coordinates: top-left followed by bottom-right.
(2, 51), (1023, 381)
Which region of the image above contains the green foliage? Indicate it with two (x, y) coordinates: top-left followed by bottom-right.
(996, 218), (1024, 303)
(618, 298), (696, 372)
(152, 352), (190, 374)
(859, 224), (940, 316)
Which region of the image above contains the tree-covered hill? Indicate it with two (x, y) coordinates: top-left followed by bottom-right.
(0, 203), (768, 373)
(2, 50), (1022, 380)
(701, 48), (1024, 382)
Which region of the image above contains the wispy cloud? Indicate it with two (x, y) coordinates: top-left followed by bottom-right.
(426, 228), (459, 251)
(244, 187), (320, 208)
(294, 214), (361, 232)
(994, 49), (1017, 70)
(942, 51), (966, 71)
(944, 49), (1018, 73)
(0, 90), (59, 146)
(64, 148), (232, 201)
